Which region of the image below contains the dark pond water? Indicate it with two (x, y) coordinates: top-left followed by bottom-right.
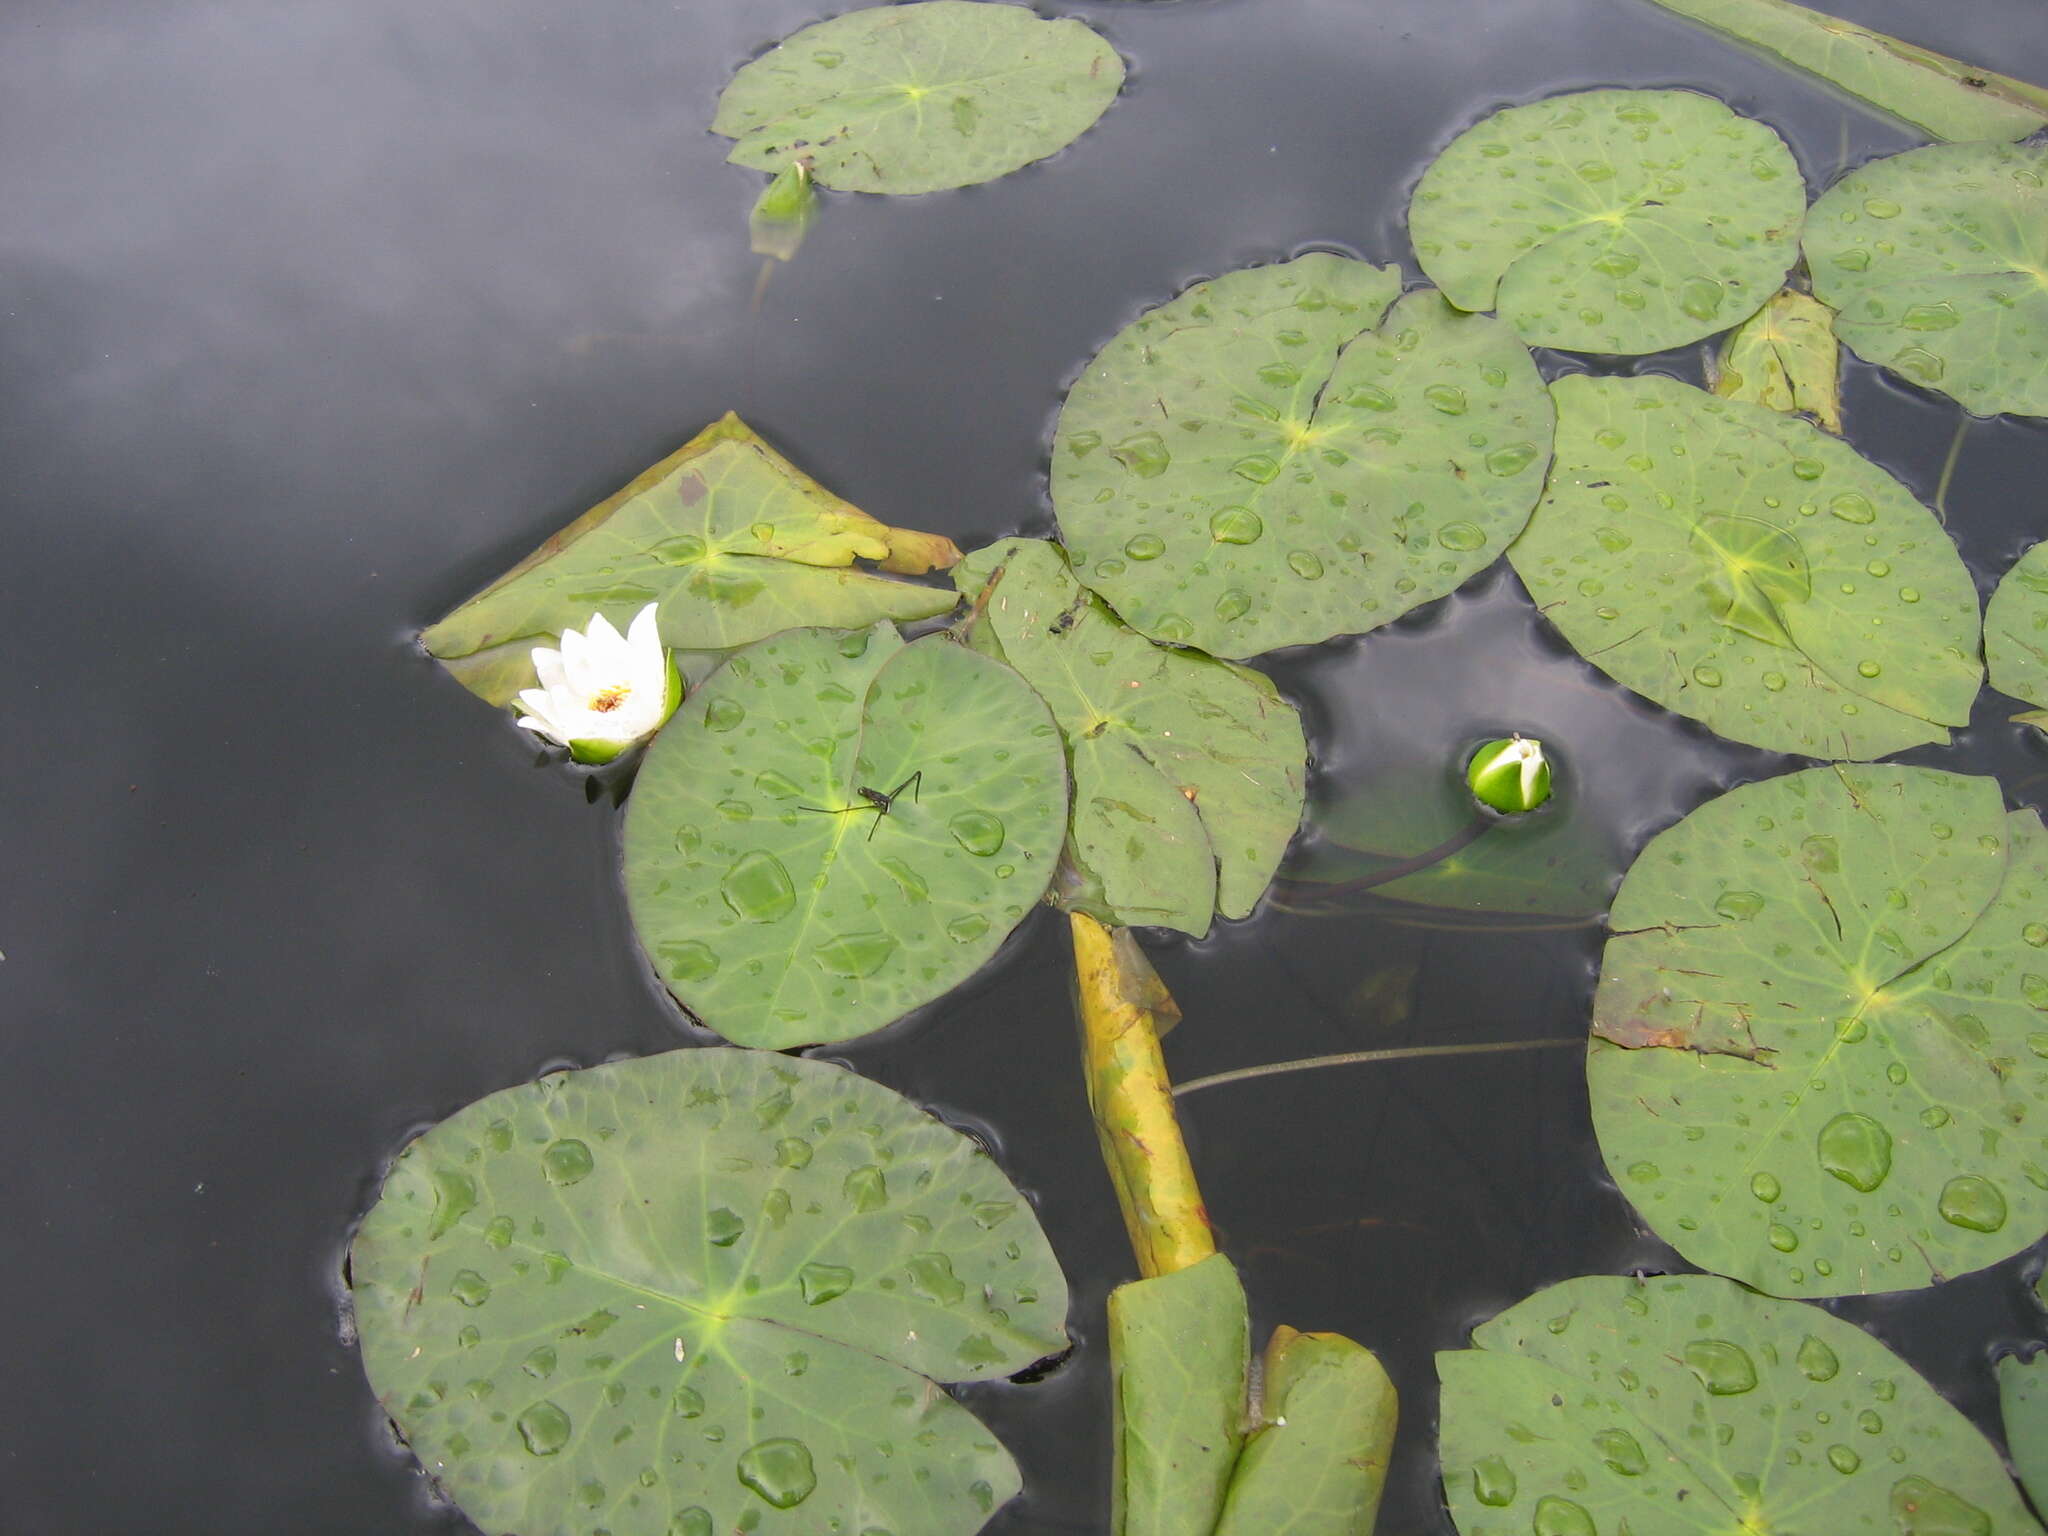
(6, 0), (2048, 1530)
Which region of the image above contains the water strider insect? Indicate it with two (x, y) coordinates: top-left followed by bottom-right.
(800, 771), (922, 839)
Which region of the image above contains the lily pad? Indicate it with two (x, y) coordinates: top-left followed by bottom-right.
(1635, 0), (2048, 143)
(713, 1), (1124, 195)
(1509, 374), (1980, 759)
(1212, 1327), (1396, 1536)
(1998, 1348), (2048, 1519)
(622, 624), (1067, 1049)
(1109, 1253), (1248, 1536)
(1409, 89), (1805, 354)
(1711, 287), (1843, 433)
(423, 414), (960, 708)
(1440, 1272), (2044, 1536)
(1805, 141), (2048, 418)
(956, 539), (1306, 936)
(1051, 254), (1554, 658)
(1986, 540), (2048, 713)
(349, 1047), (1068, 1536)
(1590, 764), (2048, 1297)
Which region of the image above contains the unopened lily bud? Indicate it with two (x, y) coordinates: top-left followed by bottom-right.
(1467, 735), (1552, 814)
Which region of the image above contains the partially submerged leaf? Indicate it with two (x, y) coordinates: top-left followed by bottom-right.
(1212, 1327), (1396, 1536)
(749, 159), (816, 262)
(422, 414), (960, 707)
(1805, 141), (2048, 419)
(1509, 374), (1980, 759)
(1986, 540), (2048, 715)
(1440, 1273), (2044, 1535)
(1410, 89), (1805, 354)
(1998, 1347), (2048, 1520)
(714, 1), (1124, 195)
(1633, 0), (2048, 143)
(1710, 287), (1843, 432)
(959, 539), (1306, 935)
(1052, 254), (1554, 658)
(621, 625), (1067, 1048)
(1109, 1253), (1248, 1536)
(1591, 764), (2048, 1296)
(350, 1048), (1068, 1536)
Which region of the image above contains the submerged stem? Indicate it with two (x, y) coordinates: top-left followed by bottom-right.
(1933, 415), (1969, 523)
(1172, 1037), (1581, 1099)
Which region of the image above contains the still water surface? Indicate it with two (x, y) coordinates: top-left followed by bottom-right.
(4, 0), (2048, 1529)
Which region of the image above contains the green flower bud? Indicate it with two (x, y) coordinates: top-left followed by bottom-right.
(1466, 735), (1552, 814)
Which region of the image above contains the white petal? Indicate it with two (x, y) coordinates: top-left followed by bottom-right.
(558, 624), (601, 700)
(583, 612), (626, 655)
(531, 645), (568, 696)
(626, 603), (663, 655)
(516, 712), (569, 747)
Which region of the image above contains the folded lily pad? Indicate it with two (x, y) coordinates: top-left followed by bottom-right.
(713, 1), (1124, 195)
(1986, 540), (2048, 714)
(1591, 764), (2048, 1296)
(1711, 287), (1843, 433)
(956, 539), (1306, 936)
(1440, 1273), (2044, 1536)
(1051, 254), (1553, 658)
(1998, 1347), (2048, 1520)
(622, 624), (1067, 1049)
(423, 414), (960, 708)
(1212, 1327), (1396, 1536)
(1805, 141), (2048, 418)
(1410, 89), (1805, 354)
(1509, 374), (1980, 759)
(1634, 0), (2048, 143)
(350, 1048), (1069, 1536)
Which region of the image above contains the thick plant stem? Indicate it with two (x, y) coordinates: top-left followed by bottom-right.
(1071, 909), (1216, 1279)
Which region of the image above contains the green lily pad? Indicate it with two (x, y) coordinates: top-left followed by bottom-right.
(423, 414), (961, 708)
(1711, 287), (1843, 433)
(1440, 1272), (2044, 1536)
(955, 539), (1306, 936)
(622, 624), (1067, 1049)
(1409, 89), (1805, 354)
(1987, 540), (2048, 713)
(1051, 254), (1553, 658)
(1509, 374), (1980, 759)
(349, 1047), (1068, 1536)
(713, 1), (1124, 195)
(1590, 763), (2048, 1297)
(1634, 0), (2048, 143)
(1212, 1327), (1396, 1536)
(1805, 141), (2048, 418)
(1109, 1253), (1248, 1536)
(1998, 1347), (2048, 1519)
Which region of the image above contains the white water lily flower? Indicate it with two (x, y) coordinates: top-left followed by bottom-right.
(515, 604), (682, 764)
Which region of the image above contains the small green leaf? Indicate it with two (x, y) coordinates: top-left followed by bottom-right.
(350, 1048), (1068, 1536)
(1805, 141), (2048, 419)
(1109, 1253), (1249, 1536)
(714, 1), (1124, 195)
(1212, 1327), (1396, 1536)
(1711, 287), (1843, 432)
(957, 539), (1306, 935)
(1410, 89), (1805, 354)
(1998, 1348), (2048, 1519)
(1440, 1273), (2044, 1536)
(622, 624), (1067, 1048)
(422, 414), (961, 707)
(1591, 764), (2048, 1297)
(1052, 253), (1553, 658)
(1509, 374), (1980, 759)
(1986, 541), (2048, 712)
(1633, 0), (2048, 143)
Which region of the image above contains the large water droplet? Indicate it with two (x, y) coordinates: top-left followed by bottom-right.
(1718, 890), (1766, 922)
(1438, 521), (1486, 551)
(1829, 493), (1876, 524)
(1209, 508), (1264, 544)
(706, 1207), (746, 1247)
(845, 1165), (888, 1212)
(1594, 1426), (1648, 1476)
(1862, 197), (1902, 219)
(1797, 1335), (1840, 1382)
(721, 851), (797, 922)
(814, 930), (897, 979)
(949, 812), (1005, 857)
(1124, 533), (1165, 561)
(1231, 454), (1281, 484)
(1683, 1339), (1758, 1395)
(1678, 277), (1725, 322)
(1110, 431), (1171, 479)
(1471, 1455), (1516, 1507)
(1287, 550), (1324, 580)
(429, 1171), (478, 1240)
(523, 1345), (557, 1379)
(450, 1269), (492, 1307)
(737, 1438), (817, 1509)
(543, 1138), (594, 1186)
(1900, 302), (1961, 332)
(1532, 1495), (1597, 1536)
(1818, 1112), (1892, 1191)
(1827, 1444), (1860, 1474)
(1485, 442), (1540, 477)
(906, 1252), (966, 1306)
(669, 1509), (713, 1536)
(660, 940), (719, 983)
(517, 1400), (572, 1456)
(1890, 1476), (1992, 1536)
(1424, 383), (1469, 415)
(1938, 1175), (2007, 1232)
(798, 1262), (854, 1304)
(703, 697), (746, 732)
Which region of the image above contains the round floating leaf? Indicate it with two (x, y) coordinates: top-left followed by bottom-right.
(713, 1), (1124, 195)
(956, 539), (1306, 936)
(1052, 254), (1553, 658)
(623, 625), (1067, 1049)
(1805, 141), (2048, 418)
(1591, 764), (2048, 1297)
(1409, 88), (1804, 354)
(1510, 374), (1980, 759)
(1987, 540), (2048, 713)
(350, 1048), (1068, 1536)
(1440, 1273), (2044, 1536)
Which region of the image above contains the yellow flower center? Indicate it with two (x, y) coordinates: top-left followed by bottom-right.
(590, 684), (632, 714)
